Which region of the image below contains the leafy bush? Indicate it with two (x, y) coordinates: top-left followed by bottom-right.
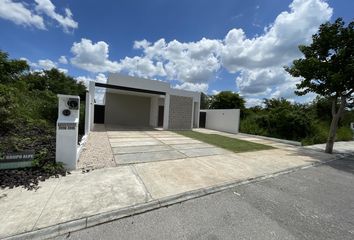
(301, 121), (329, 145)
(337, 126), (353, 141)
(0, 84), (19, 133)
(240, 115), (268, 136)
(241, 99), (315, 141)
(0, 50), (86, 189)
(241, 98), (353, 145)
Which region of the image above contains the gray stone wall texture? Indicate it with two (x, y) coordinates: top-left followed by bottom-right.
(168, 95), (193, 129)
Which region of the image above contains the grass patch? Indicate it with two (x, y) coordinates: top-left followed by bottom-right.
(174, 130), (274, 153)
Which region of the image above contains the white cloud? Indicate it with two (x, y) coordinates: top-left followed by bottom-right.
(236, 67), (295, 96)
(211, 90), (220, 95)
(35, 0), (78, 32)
(0, 0), (77, 32)
(0, 0), (45, 29)
(70, 37), (222, 84)
(76, 73), (107, 86)
(222, 0), (332, 72)
(133, 39), (151, 49)
(137, 38), (222, 83)
(38, 59), (56, 69)
(244, 98), (264, 108)
(71, 38), (121, 73)
(21, 57), (68, 74)
(68, 0), (332, 104)
(228, 0), (332, 103)
(119, 56), (166, 78)
(58, 55), (68, 64)
(57, 68), (68, 74)
(174, 82), (208, 93)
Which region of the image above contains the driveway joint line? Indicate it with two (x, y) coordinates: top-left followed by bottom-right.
(129, 165), (153, 201)
(105, 128), (118, 167)
(115, 153), (234, 166)
(146, 131), (190, 158)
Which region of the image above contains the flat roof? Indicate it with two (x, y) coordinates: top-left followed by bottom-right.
(95, 82), (166, 95)
(100, 74), (201, 102)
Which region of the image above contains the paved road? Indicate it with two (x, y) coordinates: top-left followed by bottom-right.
(57, 157), (354, 240)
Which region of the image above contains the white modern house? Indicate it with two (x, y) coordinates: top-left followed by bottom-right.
(56, 74), (242, 169)
(88, 74), (201, 130)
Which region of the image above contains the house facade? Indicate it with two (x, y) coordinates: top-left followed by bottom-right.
(89, 74), (201, 130)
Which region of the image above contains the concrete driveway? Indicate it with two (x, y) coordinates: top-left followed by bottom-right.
(78, 125), (232, 169)
(109, 130), (231, 165)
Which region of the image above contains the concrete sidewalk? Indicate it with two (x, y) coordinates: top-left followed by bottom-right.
(55, 156), (354, 240)
(0, 129), (346, 240)
(304, 141), (354, 154)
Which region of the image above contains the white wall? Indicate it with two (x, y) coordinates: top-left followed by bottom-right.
(108, 74), (170, 93)
(201, 109), (240, 134)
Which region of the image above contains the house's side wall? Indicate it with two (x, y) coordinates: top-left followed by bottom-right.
(168, 95), (193, 129)
(201, 109), (240, 134)
(105, 93), (151, 126)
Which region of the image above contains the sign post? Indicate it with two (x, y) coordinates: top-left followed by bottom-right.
(56, 94), (80, 170)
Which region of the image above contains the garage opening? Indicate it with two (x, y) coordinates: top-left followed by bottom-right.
(105, 93), (151, 127)
(94, 82), (166, 128)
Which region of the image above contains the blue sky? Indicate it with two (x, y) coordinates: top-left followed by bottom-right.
(0, 0), (353, 106)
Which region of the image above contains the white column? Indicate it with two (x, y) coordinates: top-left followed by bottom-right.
(163, 93), (170, 130)
(84, 91), (90, 134)
(56, 95), (80, 170)
(89, 81), (95, 131)
(190, 101), (195, 129)
(149, 96), (158, 127)
(194, 101), (200, 128)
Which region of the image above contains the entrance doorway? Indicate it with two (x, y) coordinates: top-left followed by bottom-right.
(199, 112), (206, 128)
(158, 106), (164, 127)
(94, 105), (105, 124)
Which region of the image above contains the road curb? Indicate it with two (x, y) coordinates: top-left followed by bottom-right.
(2, 153), (351, 240)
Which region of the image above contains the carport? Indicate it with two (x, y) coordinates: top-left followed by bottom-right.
(87, 74), (201, 130)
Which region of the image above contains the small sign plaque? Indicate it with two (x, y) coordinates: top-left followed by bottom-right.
(58, 122), (76, 130)
(0, 150), (35, 169)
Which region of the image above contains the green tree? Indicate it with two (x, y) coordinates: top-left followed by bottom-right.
(200, 92), (210, 109)
(310, 96), (333, 122)
(24, 69), (86, 98)
(209, 91), (245, 109)
(0, 51), (29, 84)
(263, 98), (292, 110)
(286, 18), (354, 153)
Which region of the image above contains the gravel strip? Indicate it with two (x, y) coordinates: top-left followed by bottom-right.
(77, 125), (116, 169)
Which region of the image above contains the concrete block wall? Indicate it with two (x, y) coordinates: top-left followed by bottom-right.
(168, 95), (193, 129)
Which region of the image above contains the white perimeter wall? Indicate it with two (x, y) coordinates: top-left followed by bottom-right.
(201, 109), (240, 134)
